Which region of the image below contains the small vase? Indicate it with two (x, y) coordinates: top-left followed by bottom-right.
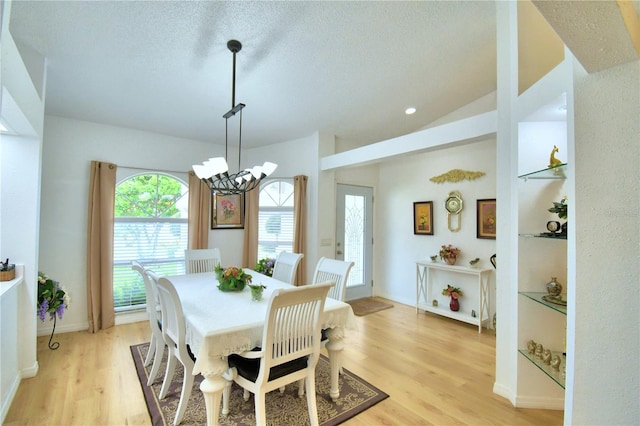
(445, 257), (457, 266)
(546, 277), (562, 296)
(250, 286), (264, 301)
(449, 297), (460, 312)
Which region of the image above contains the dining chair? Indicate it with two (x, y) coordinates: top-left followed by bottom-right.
(311, 257), (354, 302)
(271, 251), (304, 285)
(225, 282), (333, 426)
(156, 275), (197, 426)
(184, 248), (221, 273)
(131, 261), (165, 386)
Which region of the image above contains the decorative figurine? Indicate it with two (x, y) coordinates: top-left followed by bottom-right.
(432, 299), (438, 307)
(430, 255), (438, 263)
(527, 340), (536, 354)
(549, 145), (563, 167)
(469, 258), (480, 268)
(546, 277), (563, 296)
(535, 343), (544, 359)
(551, 355), (562, 371)
(542, 349), (552, 365)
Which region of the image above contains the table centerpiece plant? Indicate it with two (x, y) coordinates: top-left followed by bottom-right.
(215, 265), (252, 292)
(254, 257), (275, 277)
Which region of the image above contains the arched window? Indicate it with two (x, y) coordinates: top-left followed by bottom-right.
(113, 173), (188, 311)
(258, 179), (294, 260)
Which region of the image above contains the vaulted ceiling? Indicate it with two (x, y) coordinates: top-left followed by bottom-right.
(8, 1), (497, 148)
(7, 1), (639, 149)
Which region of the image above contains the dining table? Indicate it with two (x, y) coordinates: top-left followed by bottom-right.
(164, 269), (358, 426)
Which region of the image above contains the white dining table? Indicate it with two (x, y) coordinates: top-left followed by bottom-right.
(164, 269), (357, 426)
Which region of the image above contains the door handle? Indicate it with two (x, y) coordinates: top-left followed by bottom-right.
(336, 250), (343, 255)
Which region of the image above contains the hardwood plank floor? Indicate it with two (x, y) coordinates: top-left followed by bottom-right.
(5, 300), (563, 425)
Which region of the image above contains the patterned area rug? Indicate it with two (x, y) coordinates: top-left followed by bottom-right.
(347, 298), (393, 316)
(131, 343), (388, 426)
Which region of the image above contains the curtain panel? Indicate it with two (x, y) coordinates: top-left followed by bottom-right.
(188, 172), (210, 249)
(293, 175), (308, 286)
(86, 161), (117, 333)
(242, 188), (260, 269)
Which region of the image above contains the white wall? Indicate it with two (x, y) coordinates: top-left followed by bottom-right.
(243, 132), (321, 283)
(375, 138), (497, 311)
(570, 59), (639, 425)
(1, 6), (46, 419)
(38, 116), (324, 333)
(38, 116), (221, 334)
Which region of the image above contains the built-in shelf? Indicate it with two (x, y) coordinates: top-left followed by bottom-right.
(518, 163), (567, 180)
(518, 349), (566, 389)
(519, 233), (567, 240)
(519, 291), (567, 315)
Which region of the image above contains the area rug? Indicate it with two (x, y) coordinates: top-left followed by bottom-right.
(347, 297), (393, 316)
(131, 343), (388, 426)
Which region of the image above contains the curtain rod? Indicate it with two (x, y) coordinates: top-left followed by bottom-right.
(118, 165), (191, 175)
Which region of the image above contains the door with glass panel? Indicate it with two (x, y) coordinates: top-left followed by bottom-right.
(336, 184), (373, 301)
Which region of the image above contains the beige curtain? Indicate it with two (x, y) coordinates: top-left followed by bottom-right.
(188, 172), (210, 249)
(242, 188), (260, 268)
(86, 161), (117, 333)
(293, 175), (308, 286)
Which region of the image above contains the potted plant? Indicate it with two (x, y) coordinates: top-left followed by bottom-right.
(439, 244), (461, 265)
(37, 271), (70, 349)
(254, 257), (275, 277)
(442, 284), (463, 311)
(215, 265), (252, 291)
(0, 258), (15, 281)
(548, 196), (568, 235)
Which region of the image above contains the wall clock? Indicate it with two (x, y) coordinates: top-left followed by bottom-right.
(445, 190), (463, 232)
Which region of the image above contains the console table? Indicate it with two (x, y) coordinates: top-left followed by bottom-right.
(416, 261), (491, 333)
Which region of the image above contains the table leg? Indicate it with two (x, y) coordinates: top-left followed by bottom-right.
(325, 326), (345, 402)
(197, 358), (231, 426)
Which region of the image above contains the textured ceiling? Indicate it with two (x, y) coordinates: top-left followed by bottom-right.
(8, 1), (498, 148)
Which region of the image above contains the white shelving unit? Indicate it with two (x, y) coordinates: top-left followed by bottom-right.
(415, 261), (491, 333)
(518, 165), (568, 391)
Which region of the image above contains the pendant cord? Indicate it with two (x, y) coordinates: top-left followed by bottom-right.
(238, 109), (243, 171)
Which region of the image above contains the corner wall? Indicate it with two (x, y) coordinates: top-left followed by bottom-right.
(570, 58), (639, 425)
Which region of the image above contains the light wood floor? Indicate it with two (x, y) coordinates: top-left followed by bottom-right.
(5, 299), (563, 425)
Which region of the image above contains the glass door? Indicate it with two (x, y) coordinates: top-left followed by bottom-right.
(336, 184), (373, 300)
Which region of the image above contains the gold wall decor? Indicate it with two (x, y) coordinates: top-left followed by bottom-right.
(429, 169), (485, 184)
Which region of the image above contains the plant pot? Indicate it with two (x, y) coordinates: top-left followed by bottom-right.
(445, 257), (457, 266)
(449, 297), (460, 312)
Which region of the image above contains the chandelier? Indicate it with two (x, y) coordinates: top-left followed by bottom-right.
(193, 40), (277, 195)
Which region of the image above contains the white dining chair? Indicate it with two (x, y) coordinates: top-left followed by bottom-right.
(311, 257), (354, 302)
(184, 248), (221, 273)
(271, 251), (304, 285)
(131, 261), (165, 386)
(226, 282), (333, 426)
(156, 275), (197, 426)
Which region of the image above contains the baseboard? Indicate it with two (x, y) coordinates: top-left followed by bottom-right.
(514, 394), (565, 410)
(493, 382), (516, 405)
(1, 370), (21, 424)
(21, 359), (39, 379)
(37, 321), (87, 336)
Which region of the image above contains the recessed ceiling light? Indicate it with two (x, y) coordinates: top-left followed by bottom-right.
(405, 107), (416, 115)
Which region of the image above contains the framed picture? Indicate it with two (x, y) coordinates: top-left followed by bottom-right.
(211, 193), (245, 229)
(477, 198), (496, 239)
(413, 201), (434, 235)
